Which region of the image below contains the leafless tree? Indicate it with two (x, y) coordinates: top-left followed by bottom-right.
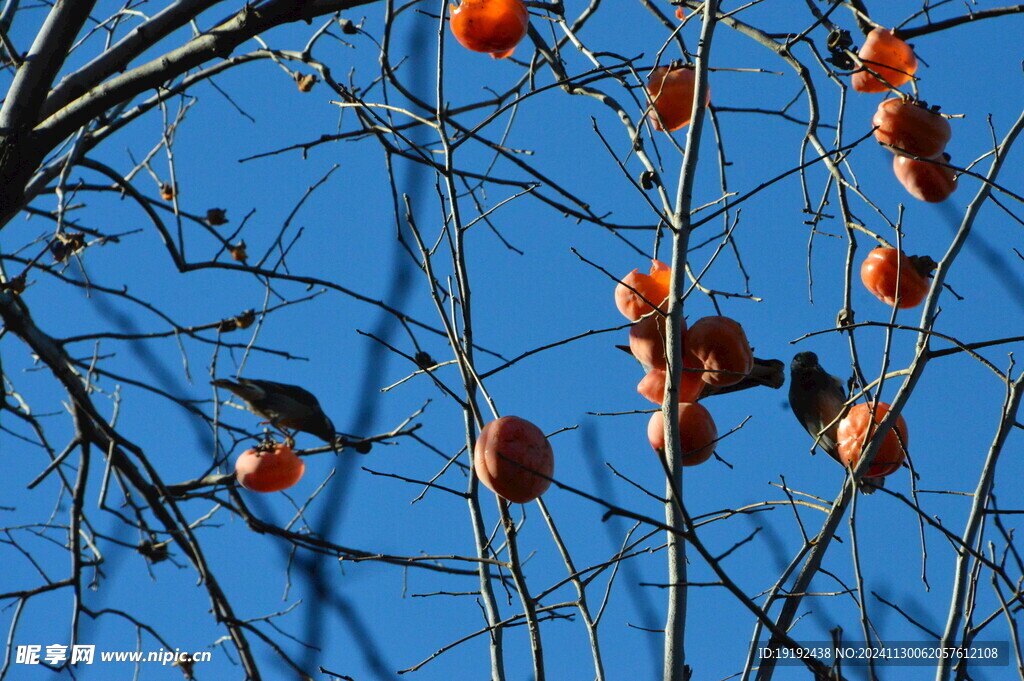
(2, 1), (1024, 680)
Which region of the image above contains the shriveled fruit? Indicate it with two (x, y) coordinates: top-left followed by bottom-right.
(235, 441), (305, 492)
(872, 98), (951, 158)
(860, 247), (935, 309)
(474, 415), (554, 503)
(837, 402), (908, 477)
(683, 316), (753, 387)
(615, 259), (672, 321)
(449, 0), (529, 59)
(205, 208), (228, 226)
(646, 65), (710, 132)
(229, 241), (248, 263)
(646, 403), (718, 466)
(295, 73), (317, 92)
(893, 153), (957, 203)
(852, 28), (917, 93)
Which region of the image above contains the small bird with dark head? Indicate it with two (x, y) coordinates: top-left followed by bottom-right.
(212, 378), (336, 446)
(788, 352), (882, 493)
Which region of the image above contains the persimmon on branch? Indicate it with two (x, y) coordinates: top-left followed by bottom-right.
(2, 0), (1024, 679)
(0, 289), (263, 679)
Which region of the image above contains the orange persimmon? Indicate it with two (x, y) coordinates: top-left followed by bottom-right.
(860, 247), (935, 309)
(235, 441), (305, 492)
(837, 402), (908, 477)
(872, 98), (951, 158)
(637, 365), (705, 405)
(646, 403), (718, 466)
(474, 416), (554, 503)
(683, 316), (753, 387)
(852, 28), (917, 93)
(646, 64), (710, 132)
(629, 313), (688, 372)
(615, 259), (672, 321)
(449, 0), (529, 59)
(893, 153), (957, 203)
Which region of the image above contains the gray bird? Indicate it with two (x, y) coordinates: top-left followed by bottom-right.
(700, 356), (785, 399)
(212, 378), (336, 445)
(788, 352), (882, 493)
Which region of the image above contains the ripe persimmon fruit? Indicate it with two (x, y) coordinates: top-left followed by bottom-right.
(872, 98), (951, 158)
(683, 316), (753, 388)
(474, 416), (554, 503)
(837, 402), (908, 477)
(893, 153), (957, 203)
(449, 0), (529, 59)
(852, 28), (917, 93)
(637, 365), (705, 406)
(646, 64), (710, 132)
(860, 247), (935, 309)
(647, 403), (718, 466)
(235, 441), (305, 492)
(615, 259), (672, 321)
(629, 313), (686, 372)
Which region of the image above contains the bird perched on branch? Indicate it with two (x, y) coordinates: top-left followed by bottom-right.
(212, 377), (336, 446)
(788, 352), (882, 493)
(616, 342), (785, 399)
(699, 356), (785, 399)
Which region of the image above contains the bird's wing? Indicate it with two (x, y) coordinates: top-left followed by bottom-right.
(214, 378), (336, 443)
(814, 377), (847, 460)
(827, 372), (847, 400)
(240, 378), (319, 406)
(701, 357), (784, 398)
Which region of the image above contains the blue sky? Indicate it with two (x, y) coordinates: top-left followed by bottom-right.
(3, 1), (1024, 680)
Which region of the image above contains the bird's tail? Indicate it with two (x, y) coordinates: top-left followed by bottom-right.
(858, 477), (885, 494)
